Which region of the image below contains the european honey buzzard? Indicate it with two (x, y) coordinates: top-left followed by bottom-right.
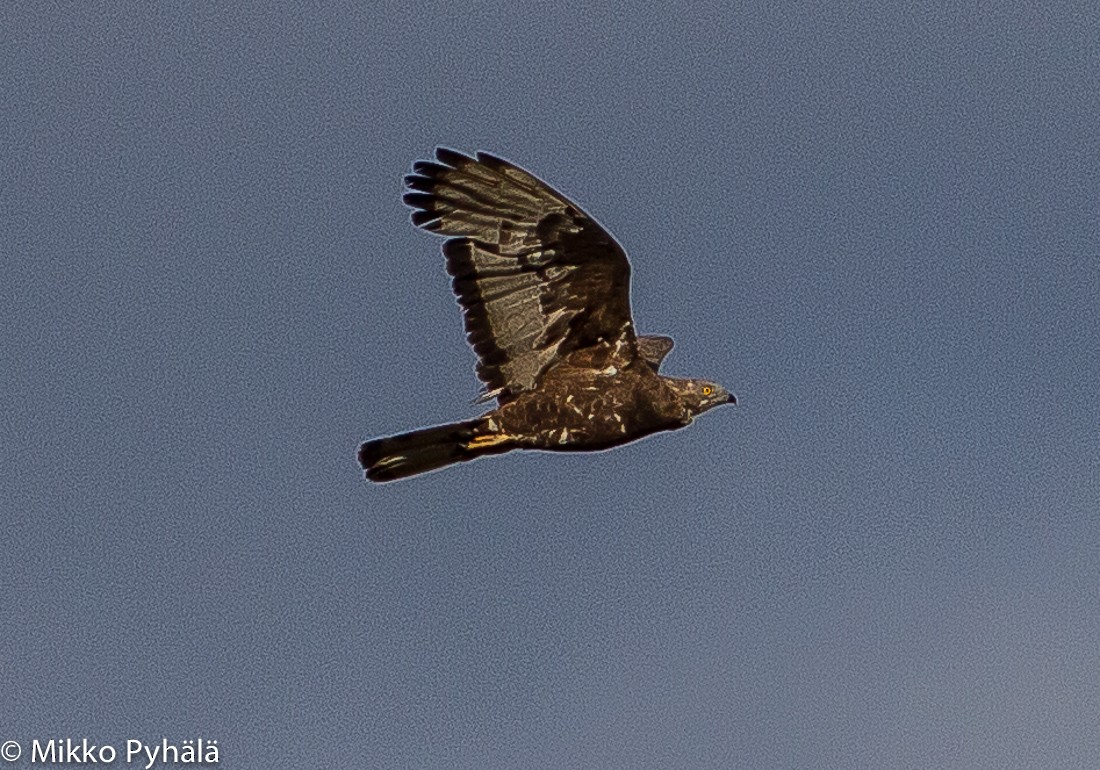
(359, 149), (735, 482)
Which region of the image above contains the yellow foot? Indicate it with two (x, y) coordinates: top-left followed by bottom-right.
(465, 433), (514, 450)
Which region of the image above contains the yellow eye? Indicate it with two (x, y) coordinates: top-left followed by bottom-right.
(702, 386), (713, 396)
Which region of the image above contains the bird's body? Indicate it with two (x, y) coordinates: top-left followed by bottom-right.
(479, 340), (691, 452)
(359, 149), (735, 482)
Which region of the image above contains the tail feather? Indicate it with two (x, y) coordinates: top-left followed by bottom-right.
(358, 419), (509, 482)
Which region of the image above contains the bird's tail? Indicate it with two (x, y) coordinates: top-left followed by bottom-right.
(358, 419), (514, 482)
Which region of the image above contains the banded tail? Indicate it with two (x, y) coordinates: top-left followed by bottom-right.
(358, 419), (514, 482)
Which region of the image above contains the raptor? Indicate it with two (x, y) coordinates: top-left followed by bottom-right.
(359, 149), (735, 482)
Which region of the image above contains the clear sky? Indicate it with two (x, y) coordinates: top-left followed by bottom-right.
(3, 3), (1098, 769)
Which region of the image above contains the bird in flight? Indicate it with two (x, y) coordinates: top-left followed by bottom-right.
(359, 148), (735, 482)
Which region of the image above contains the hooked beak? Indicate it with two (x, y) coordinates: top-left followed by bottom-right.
(727, 394), (737, 405)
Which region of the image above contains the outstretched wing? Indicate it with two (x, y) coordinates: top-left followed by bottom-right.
(404, 148), (636, 403)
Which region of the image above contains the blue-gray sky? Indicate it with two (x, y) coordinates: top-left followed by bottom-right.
(3, 3), (1098, 769)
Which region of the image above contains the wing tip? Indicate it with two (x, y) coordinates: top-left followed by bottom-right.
(433, 146), (473, 168)
(403, 191), (444, 229)
(410, 210), (441, 228)
(417, 147), (513, 174)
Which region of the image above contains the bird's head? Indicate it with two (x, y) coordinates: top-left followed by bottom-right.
(665, 377), (737, 416)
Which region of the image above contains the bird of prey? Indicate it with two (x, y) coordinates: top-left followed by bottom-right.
(359, 148), (735, 482)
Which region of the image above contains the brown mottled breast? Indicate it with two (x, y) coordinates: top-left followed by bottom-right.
(492, 359), (690, 451)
